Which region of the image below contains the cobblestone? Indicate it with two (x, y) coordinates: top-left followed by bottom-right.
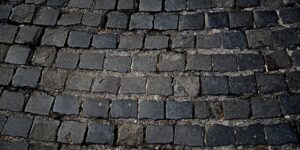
(111, 100), (137, 118)
(174, 125), (204, 146)
(57, 121), (87, 144)
(29, 119), (60, 141)
(2, 117), (32, 138)
(146, 125), (173, 144)
(206, 124), (235, 146)
(0, 91), (25, 112)
(139, 100), (165, 120)
(32, 46), (57, 66)
(236, 124), (267, 145)
(91, 76), (120, 94)
(252, 98), (281, 118)
(12, 66), (41, 88)
(79, 52), (105, 70)
(10, 4), (35, 23)
(179, 13), (204, 30)
(86, 123), (115, 145)
(33, 7), (60, 26)
(166, 100), (193, 119)
(265, 123), (299, 145)
(82, 98), (110, 118)
(15, 26), (43, 44)
(0, 25), (18, 44)
(53, 95), (80, 115)
(25, 94), (54, 115)
(146, 77), (173, 96)
(68, 31), (92, 48)
(0, 67), (14, 85)
(104, 55), (131, 73)
(41, 28), (69, 47)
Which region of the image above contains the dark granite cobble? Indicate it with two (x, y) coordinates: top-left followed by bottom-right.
(139, 100), (165, 120)
(2, 117), (32, 138)
(111, 100), (137, 118)
(53, 95), (80, 115)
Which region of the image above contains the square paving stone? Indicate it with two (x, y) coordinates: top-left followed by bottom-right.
(146, 125), (173, 144)
(253, 11), (279, 27)
(236, 124), (267, 145)
(211, 0), (235, 7)
(206, 124), (235, 146)
(111, 100), (138, 118)
(229, 11), (253, 28)
(194, 101), (210, 119)
(32, 46), (57, 66)
(279, 95), (300, 115)
(29, 119), (60, 142)
(256, 73), (287, 93)
(196, 33), (221, 48)
(251, 98), (281, 118)
(292, 50), (300, 66)
(57, 121), (87, 144)
(68, 0), (93, 8)
(104, 55), (131, 73)
(68, 31), (92, 48)
(117, 123), (143, 146)
(5, 45), (31, 65)
(174, 125), (204, 146)
(0, 5), (12, 21)
(91, 76), (120, 94)
(94, 0), (116, 10)
(144, 35), (169, 49)
(0, 25), (18, 43)
(82, 12), (103, 27)
(120, 77), (146, 94)
(55, 50), (80, 69)
(158, 53), (185, 71)
(132, 54), (157, 72)
(139, 0), (162, 12)
(139, 100), (165, 120)
(165, 0), (186, 11)
(229, 75), (257, 95)
(26, 0), (46, 4)
(222, 31), (248, 49)
(57, 11), (83, 26)
(272, 29), (300, 47)
(119, 34), (144, 49)
(86, 123), (115, 145)
(265, 123), (299, 145)
(106, 12), (129, 29)
(187, 0), (211, 9)
(222, 100), (250, 119)
(0, 116), (6, 132)
(174, 76), (200, 97)
(92, 34), (117, 49)
(280, 8), (300, 24)
(47, 0), (68, 6)
(117, 0), (135, 10)
(15, 26), (43, 44)
(266, 51), (291, 70)
(33, 7), (60, 26)
(154, 13), (178, 30)
(129, 13), (153, 30)
(82, 98), (110, 118)
(207, 12), (229, 28)
(39, 69), (68, 90)
(53, 95), (80, 115)
(0, 90), (25, 112)
(212, 54), (238, 71)
(66, 72), (93, 91)
(79, 52), (104, 70)
(236, 0), (260, 7)
(286, 72), (300, 91)
(201, 76), (229, 95)
(238, 54), (265, 70)
(12, 66), (41, 88)
(41, 28), (69, 47)
(10, 4), (35, 23)
(0, 141), (28, 150)
(171, 34), (195, 49)
(166, 100), (193, 120)
(186, 54), (211, 71)
(25, 94), (54, 115)
(146, 77), (173, 96)
(246, 29), (271, 48)
(179, 13), (204, 30)
(0, 67), (14, 85)
(0, 44), (9, 62)
(2, 117), (33, 138)
(29, 143), (58, 150)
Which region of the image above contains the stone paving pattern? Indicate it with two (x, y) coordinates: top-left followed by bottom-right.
(0, 0), (300, 149)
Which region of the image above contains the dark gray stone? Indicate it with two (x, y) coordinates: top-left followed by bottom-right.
(39, 69), (68, 90)
(66, 72), (93, 91)
(29, 143), (58, 150)
(67, 31), (92, 48)
(166, 100), (193, 120)
(94, 0), (116, 10)
(55, 50), (80, 69)
(144, 35), (169, 49)
(238, 54), (265, 70)
(272, 29), (300, 47)
(165, 0), (186, 11)
(196, 33), (221, 48)
(91, 76), (120, 94)
(47, 0), (68, 6)
(117, 0), (135, 10)
(201, 76), (229, 95)
(222, 31), (248, 49)
(117, 123), (143, 146)
(33, 7), (60, 26)
(57, 121), (87, 144)
(41, 28), (69, 47)
(146, 77), (173, 96)
(12, 66), (41, 88)
(0, 5), (12, 21)
(174, 125), (204, 146)
(207, 12), (229, 28)
(229, 75), (257, 95)
(0, 116), (6, 132)
(25, 94), (54, 115)
(256, 73), (287, 93)
(15, 26), (43, 44)
(0, 141), (28, 150)
(212, 54), (238, 71)
(0, 44), (9, 62)
(53, 95), (80, 115)
(292, 50), (300, 65)
(206, 124), (235, 146)
(211, 0), (235, 7)
(10, 4), (35, 23)
(0, 67), (14, 85)
(0, 25), (18, 43)
(174, 76), (200, 97)
(82, 12), (102, 27)
(5, 45), (31, 65)
(280, 8), (300, 24)
(253, 11), (279, 27)
(229, 11), (253, 28)
(104, 55), (131, 73)
(223, 100), (250, 119)
(236, 124), (267, 145)
(57, 11), (83, 26)
(139, 100), (165, 120)
(246, 29), (271, 48)
(106, 12), (129, 29)
(0, 90), (25, 112)
(266, 50), (291, 70)
(86, 123), (115, 145)
(154, 13), (178, 30)
(186, 54), (211, 71)
(139, 0), (162, 12)
(132, 54), (157, 72)
(158, 53), (185, 71)
(92, 34), (117, 49)
(171, 34), (195, 49)
(119, 34), (144, 49)
(286, 71), (300, 91)
(79, 52), (105, 70)
(146, 125), (173, 144)
(129, 13), (153, 30)
(26, 0), (46, 4)
(187, 0), (211, 9)
(82, 98), (110, 118)
(68, 0), (93, 8)
(120, 77), (146, 94)
(179, 13), (204, 30)
(29, 119), (60, 142)
(32, 46), (57, 66)
(262, 0), (282, 8)
(252, 98), (281, 118)
(236, 0), (260, 7)
(111, 100), (138, 118)
(279, 95), (300, 115)
(265, 123), (299, 145)
(194, 101), (210, 119)
(2, 117), (32, 138)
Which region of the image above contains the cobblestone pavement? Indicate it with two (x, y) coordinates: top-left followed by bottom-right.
(0, 0), (300, 149)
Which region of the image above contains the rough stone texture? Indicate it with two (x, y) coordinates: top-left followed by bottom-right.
(39, 69), (68, 90)
(171, 34), (195, 49)
(94, 0), (116, 10)
(53, 95), (80, 115)
(265, 50), (291, 70)
(117, 123), (143, 146)
(144, 35), (169, 49)
(0, 25), (18, 44)
(66, 73), (93, 91)
(194, 101), (210, 119)
(222, 31), (248, 49)
(0, 5), (12, 21)
(206, 125), (235, 146)
(146, 77), (173, 96)
(33, 7), (60, 26)
(222, 100), (250, 119)
(132, 54), (157, 72)
(201, 76), (229, 95)
(106, 12), (129, 29)
(86, 123), (115, 145)
(41, 28), (69, 47)
(146, 125), (173, 144)
(92, 34), (117, 49)
(29, 119), (60, 142)
(139, 100), (165, 120)
(0, 67), (14, 85)
(12, 66), (41, 88)
(32, 46), (57, 66)
(279, 95), (300, 115)
(0, 90), (25, 112)
(229, 11), (253, 28)
(57, 121), (87, 144)
(256, 74), (287, 93)
(119, 34), (144, 49)
(212, 54), (238, 71)
(253, 11), (279, 27)
(111, 100), (138, 118)
(166, 100), (193, 120)
(129, 13), (153, 30)
(165, 0), (186, 11)
(174, 76), (200, 97)
(265, 123), (299, 145)
(10, 4), (35, 23)
(246, 29), (271, 48)
(229, 75), (257, 95)
(286, 71), (300, 92)
(179, 13), (204, 30)
(236, 124), (267, 145)
(58, 11), (83, 26)
(79, 52), (105, 70)
(91, 76), (120, 94)
(0, 141), (29, 150)
(154, 13), (178, 30)
(174, 125), (204, 146)
(252, 98), (281, 118)
(238, 54), (265, 70)
(104, 56), (131, 73)
(186, 54), (211, 71)
(196, 34), (221, 48)
(15, 26), (43, 44)
(207, 12), (229, 28)
(82, 12), (102, 27)
(117, 0), (135, 10)
(25, 94), (54, 115)
(139, 0), (162, 12)
(120, 77), (146, 94)
(158, 53), (185, 71)
(68, 0), (93, 8)
(2, 117), (32, 138)
(68, 31), (92, 48)
(82, 98), (110, 118)
(55, 50), (80, 69)
(272, 29), (300, 47)
(5, 45), (31, 65)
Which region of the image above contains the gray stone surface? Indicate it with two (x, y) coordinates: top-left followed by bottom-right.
(154, 13), (178, 30)
(106, 12), (129, 29)
(179, 13), (204, 30)
(206, 124), (236, 146)
(29, 119), (60, 141)
(117, 123), (143, 146)
(146, 77), (173, 96)
(33, 7), (60, 26)
(104, 55), (131, 73)
(196, 34), (221, 48)
(120, 77), (146, 94)
(111, 100), (138, 118)
(39, 69), (68, 90)
(25, 94), (54, 115)
(229, 75), (257, 95)
(174, 125), (204, 146)
(92, 34), (117, 49)
(10, 4), (35, 23)
(252, 98), (281, 118)
(165, 0), (186, 11)
(119, 34), (144, 49)
(144, 35), (169, 49)
(222, 100), (250, 119)
(186, 54), (211, 71)
(86, 123), (115, 145)
(246, 29), (271, 48)
(41, 28), (69, 47)
(53, 95), (80, 115)
(0, 90), (25, 112)
(66, 72), (93, 91)
(57, 121), (87, 144)
(82, 12), (102, 27)
(55, 50), (80, 69)
(132, 54), (157, 72)
(68, 0), (93, 8)
(57, 11), (83, 26)
(139, 100), (165, 120)
(0, 67), (14, 85)
(12, 66), (41, 88)
(82, 98), (110, 118)
(0, 5), (12, 20)
(32, 46), (57, 66)
(194, 101), (210, 119)
(5, 45), (31, 65)
(265, 123), (299, 145)
(79, 52), (105, 70)
(146, 125), (173, 144)
(166, 100), (193, 119)
(91, 76), (120, 94)
(171, 34), (195, 49)
(139, 0), (162, 12)
(15, 26), (43, 44)
(0, 25), (18, 44)
(201, 76), (229, 95)
(158, 53), (185, 71)
(2, 117), (33, 138)
(94, 0), (116, 10)
(0, 116), (6, 132)
(212, 54), (238, 71)
(68, 31), (92, 48)
(129, 13), (153, 30)
(256, 73), (287, 93)
(0, 141), (29, 150)
(236, 124), (267, 145)
(117, 0), (135, 10)
(174, 76), (200, 97)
